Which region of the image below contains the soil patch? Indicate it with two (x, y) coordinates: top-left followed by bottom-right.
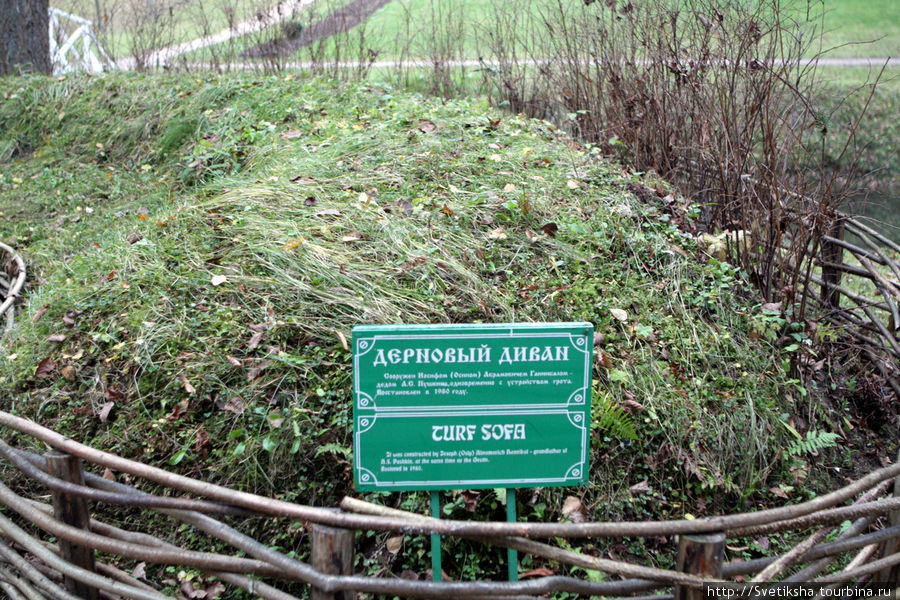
(243, 0), (392, 58)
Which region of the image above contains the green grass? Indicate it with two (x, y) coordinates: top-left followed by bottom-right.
(0, 71), (847, 578)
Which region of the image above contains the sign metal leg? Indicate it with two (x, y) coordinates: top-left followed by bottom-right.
(430, 491), (442, 582)
(507, 488), (518, 581)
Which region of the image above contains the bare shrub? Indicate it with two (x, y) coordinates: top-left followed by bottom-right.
(480, 0), (880, 326)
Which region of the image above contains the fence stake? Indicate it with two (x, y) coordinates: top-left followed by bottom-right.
(431, 491), (442, 582)
(675, 532), (725, 600)
(45, 450), (100, 600)
(310, 523), (353, 600)
(507, 489), (518, 581)
(821, 218), (845, 309)
(878, 449), (900, 587)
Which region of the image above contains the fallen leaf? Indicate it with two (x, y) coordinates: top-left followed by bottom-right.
(266, 413), (284, 429)
(225, 355), (242, 367)
(35, 358), (56, 379)
(335, 329), (349, 351)
(221, 397), (245, 414)
(541, 222), (559, 237)
(341, 231), (363, 242)
(304, 196), (317, 206)
(488, 143), (502, 150)
(567, 179), (581, 189)
(461, 489), (482, 512)
(282, 238), (304, 250)
(400, 570), (419, 581)
(756, 536), (771, 551)
(291, 176), (317, 185)
(488, 227), (508, 240)
(47, 334), (66, 343)
(610, 308), (628, 322)
(622, 398), (645, 413)
(358, 191), (370, 203)
(102, 468), (116, 481)
(519, 567), (555, 579)
(248, 330), (264, 350)
(629, 479), (651, 495)
(60, 365), (76, 381)
(281, 129), (304, 139)
(561, 495), (586, 523)
(502, 183), (517, 193)
(762, 302), (782, 313)
(32, 307), (48, 323)
(179, 373), (196, 395)
(247, 359), (272, 381)
(204, 582), (225, 599)
(315, 208), (341, 217)
(128, 232), (144, 245)
(132, 562), (147, 580)
(524, 229), (542, 244)
(98, 401), (115, 423)
(489, 153), (502, 162)
(417, 119), (437, 133)
(385, 535), (404, 554)
(210, 274), (227, 286)
(770, 486), (789, 499)
(104, 387), (124, 402)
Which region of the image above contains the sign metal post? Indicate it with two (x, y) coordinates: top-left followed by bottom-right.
(431, 491), (442, 581)
(507, 488), (518, 581)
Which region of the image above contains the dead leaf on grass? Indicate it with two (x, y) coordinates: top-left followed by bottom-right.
(102, 468), (116, 481)
(629, 479), (651, 495)
(610, 308), (628, 322)
(247, 360), (272, 381)
(248, 330), (265, 351)
(179, 373), (197, 395)
(341, 231), (363, 242)
(281, 129), (304, 139)
(566, 179), (581, 189)
(35, 357), (56, 379)
(32, 307), (48, 323)
(488, 227), (508, 240)
(225, 355), (242, 367)
(541, 222), (558, 237)
(98, 401), (115, 423)
(220, 397), (246, 414)
(60, 365), (76, 381)
(132, 562), (147, 580)
(210, 274), (227, 287)
(417, 119), (437, 133)
(128, 232), (143, 245)
(386, 535), (404, 554)
(561, 495), (586, 523)
(335, 329), (349, 351)
(502, 183), (517, 193)
(47, 334), (66, 343)
(315, 208), (341, 217)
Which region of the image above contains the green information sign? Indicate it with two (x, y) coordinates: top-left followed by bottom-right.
(353, 323), (594, 491)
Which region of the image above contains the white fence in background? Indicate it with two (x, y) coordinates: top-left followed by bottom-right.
(48, 8), (115, 74)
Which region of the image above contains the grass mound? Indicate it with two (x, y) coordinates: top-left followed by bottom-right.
(0, 72), (821, 573)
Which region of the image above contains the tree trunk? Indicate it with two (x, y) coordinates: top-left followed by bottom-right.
(0, 0), (51, 76)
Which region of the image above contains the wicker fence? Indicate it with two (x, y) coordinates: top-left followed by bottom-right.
(0, 410), (896, 600)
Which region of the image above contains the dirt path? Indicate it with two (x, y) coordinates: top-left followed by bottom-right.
(242, 0), (392, 58)
(116, 0), (320, 69)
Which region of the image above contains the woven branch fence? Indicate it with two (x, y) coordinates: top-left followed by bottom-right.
(0, 241), (26, 337)
(0, 411), (896, 600)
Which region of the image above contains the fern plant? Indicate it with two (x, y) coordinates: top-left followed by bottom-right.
(787, 430), (839, 457)
(592, 391), (638, 441)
